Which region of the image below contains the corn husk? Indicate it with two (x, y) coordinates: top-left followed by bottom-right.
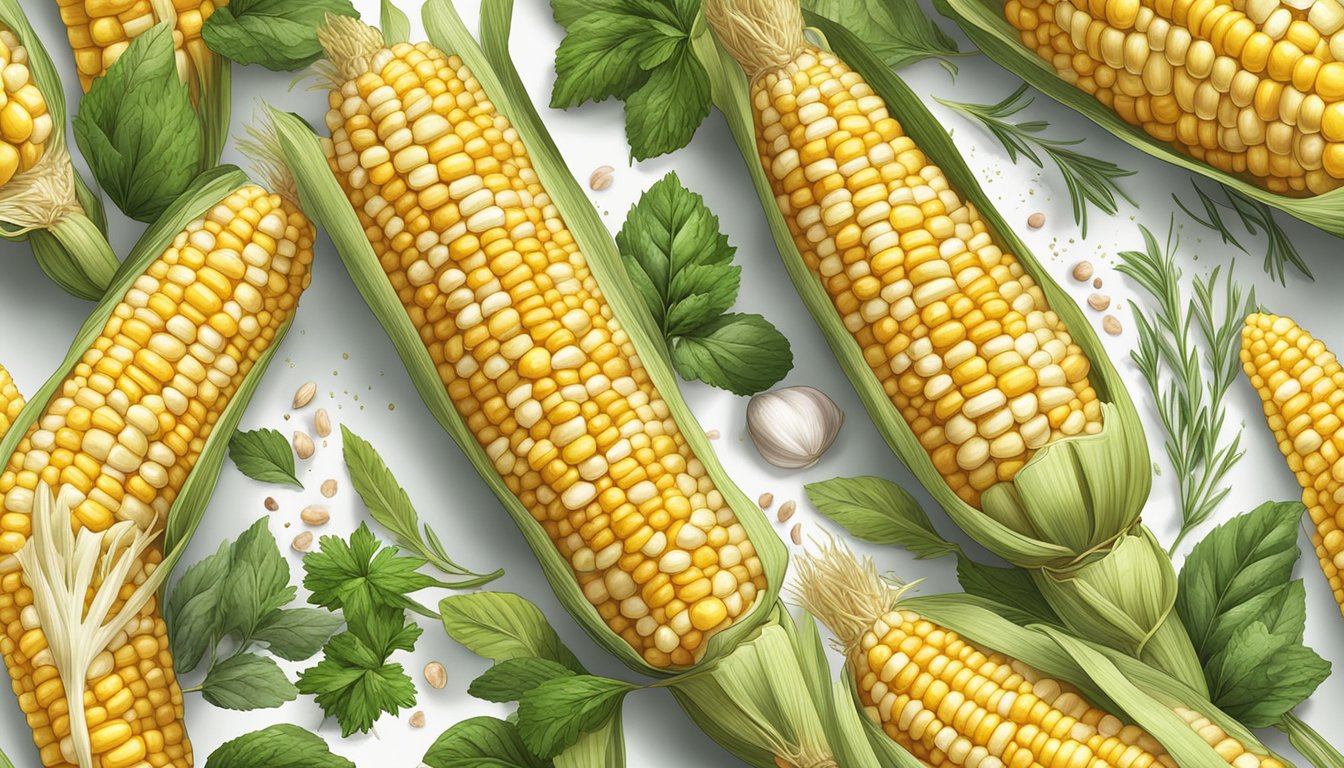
(0, 0), (117, 300)
(930, 0), (1344, 237)
(270, 0), (787, 679)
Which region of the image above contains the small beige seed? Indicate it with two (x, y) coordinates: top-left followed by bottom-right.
(293, 431), (315, 460)
(758, 492), (774, 509)
(1087, 293), (1111, 311)
(291, 531), (313, 553)
(424, 661), (447, 690)
(705, 429), (721, 440)
(1072, 261), (1094, 282)
(1092, 277), (1102, 289)
(314, 408), (332, 438)
(321, 478), (338, 498)
(292, 381), (317, 409)
(301, 505), (330, 526)
(410, 711), (426, 729)
(264, 496), (279, 512)
(777, 500), (797, 523)
(790, 523), (803, 545)
(1103, 315), (1123, 335)
(589, 165), (614, 191)
(1027, 212), (1045, 229)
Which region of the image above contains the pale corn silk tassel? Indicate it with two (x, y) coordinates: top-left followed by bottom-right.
(0, 145), (82, 235)
(315, 13), (385, 88)
(704, 0), (806, 81)
(237, 115), (301, 209)
(791, 536), (901, 657)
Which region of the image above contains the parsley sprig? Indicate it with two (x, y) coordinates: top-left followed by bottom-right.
(1174, 181), (1312, 285)
(1117, 225), (1254, 555)
(936, 85), (1136, 236)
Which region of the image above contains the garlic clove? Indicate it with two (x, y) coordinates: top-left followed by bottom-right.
(745, 386), (844, 469)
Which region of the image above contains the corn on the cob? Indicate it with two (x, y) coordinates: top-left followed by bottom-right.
(707, 2), (1102, 508)
(316, 17), (766, 668)
(0, 182), (312, 768)
(0, 365), (23, 440)
(0, 26), (50, 188)
(54, 0), (223, 91)
(796, 541), (1284, 768)
(1240, 312), (1344, 617)
(1005, 0), (1344, 194)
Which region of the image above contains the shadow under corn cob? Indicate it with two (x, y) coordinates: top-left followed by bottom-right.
(703, 0), (1206, 693)
(0, 172), (313, 768)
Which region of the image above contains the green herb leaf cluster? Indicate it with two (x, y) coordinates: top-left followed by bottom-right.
(801, 0), (962, 73)
(616, 173), (791, 395)
(229, 427), (303, 488)
(165, 518), (340, 711)
(1174, 181), (1312, 285)
(203, 0), (360, 71)
(204, 724), (354, 768)
(1175, 500), (1331, 727)
(936, 85), (1136, 237)
(74, 22), (203, 223)
(1117, 225), (1254, 554)
(551, 0), (708, 159)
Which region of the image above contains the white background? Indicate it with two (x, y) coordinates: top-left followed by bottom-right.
(1, 0), (1341, 765)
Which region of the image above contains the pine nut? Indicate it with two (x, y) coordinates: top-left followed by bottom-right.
(424, 661), (447, 690)
(293, 431), (315, 460)
(292, 381), (317, 409)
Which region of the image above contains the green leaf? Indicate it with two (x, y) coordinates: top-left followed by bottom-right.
(228, 428), (302, 488)
(469, 658), (577, 703)
(424, 717), (551, 768)
(440, 592), (585, 674)
(671, 313), (792, 395)
(165, 539), (232, 674)
(954, 556), (1062, 627)
(253, 607), (344, 661)
(298, 627), (419, 737)
(73, 22), (202, 222)
(303, 522), (438, 619)
(516, 676), (635, 759)
(665, 264), (740, 336)
(802, 0), (961, 71)
(203, 0), (359, 71)
(219, 518), (295, 640)
(1204, 621), (1331, 727)
(551, 13), (656, 107)
(380, 0), (411, 44)
(201, 652), (299, 710)
(206, 724), (354, 768)
(804, 476), (956, 558)
(625, 45), (710, 161)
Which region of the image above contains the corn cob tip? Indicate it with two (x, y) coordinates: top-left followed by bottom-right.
(704, 0), (805, 80)
(0, 144), (81, 234)
(791, 536), (910, 653)
(316, 14), (386, 86)
(238, 111), (300, 208)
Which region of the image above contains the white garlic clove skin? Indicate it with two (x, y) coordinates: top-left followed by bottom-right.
(746, 385), (844, 469)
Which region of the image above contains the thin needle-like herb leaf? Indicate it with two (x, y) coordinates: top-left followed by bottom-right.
(937, 85), (1135, 236)
(1117, 224), (1254, 555)
(1174, 181), (1311, 285)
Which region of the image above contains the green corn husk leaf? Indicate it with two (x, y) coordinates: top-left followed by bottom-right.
(0, 0), (118, 300)
(270, 2), (785, 678)
(554, 715), (625, 768)
(0, 166), (297, 584)
(930, 0), (1344, 236)
(197, 25), (232, 165)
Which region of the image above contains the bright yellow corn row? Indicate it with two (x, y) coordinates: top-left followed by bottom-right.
(1241, 312), (1344, 617)
(0, 184), (313, 768)
(0, 365), (23, 439)
(0, 26), (51, 187)
(856, 608), (1283, 768)
(54, 0), (224, 90)
(318, 20), (767, 668)
(736, 37), (1101, 508)
(1007, 0), (1344, 194)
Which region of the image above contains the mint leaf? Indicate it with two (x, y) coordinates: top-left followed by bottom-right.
(206, 724), (353, 768)
(165, 539), (232, 673)
(670, 313), (793, 395)
(468, 658), (576, 703)
(201, 653), (299, 710)
(440, 592), (585, 674)
(219, 518), (295, 640)
(517, 676), (634, 758)
(203, 0), (359, 71)
(73, 22), (202, 222)
(423, 717), (550, 768)
(624, 45), (710, 161)
(801, 0), (960, 71)
(253, 608), (343, 662)
(551, 14), (654, 107)
(228, 428), (302, 488)
(804, 476), (955, 557)
(665, 263), (739, 336)
(304, 523), (437, 619)
(1204, 621), (1330, 727)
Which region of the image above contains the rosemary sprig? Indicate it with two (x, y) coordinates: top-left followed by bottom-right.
(1174, 181), (1312, 285)
(1117, 224), (1255, 555)
(936, 85), (1136, 236)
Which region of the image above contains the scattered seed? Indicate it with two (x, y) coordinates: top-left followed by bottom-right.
(1092, 277), (1102, 289)
(1087, 293), (1111, 311)
(790, 523), (803, 545)
(292, 381), (317, 409)
(293, 431), (315, 460)
(264, 496), (279, 512)
(321, 478), (338, 498)
(301, 505), (330, 526)
(424, 661), (447, 690)
(314, 408), (332, 438)
(410, 711), (426, 729)
(1026, 212), (1045, 229)
(758, 492), (774, 509)
(1103, 315), (1123, 335)
(589, 165), (614, 191)
(1072, 261), (1094, 282)
(291, 531), (313, 553)
(705, 429), (721, 440)
(777, 500), (797, 523)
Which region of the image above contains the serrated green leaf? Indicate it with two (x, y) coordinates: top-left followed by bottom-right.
(440, 592), (585, 673)
(801, 0), (960, 71)
(1204, 622), (1330, 727)
(202, 652), (299, 710)
(228, 428), (302, 488)
(804, 476), (955, 558)
(206, 724), (354, 768)
(219, 518), (295, 640)
(517, 676), (634, 759)
(550, 14), (654, 107)
(671, 313), (792, 395)
(253, 607), (343, 662)
(468, 658), (577, 703)
(297, 627), (419, 736)
(665, 264), (740, 336)
(423, 717), (551, 768)
(165, 539), (232, 673)
(625, 45), (710, 160)
(203, 0), (359, 71)
(303, 523), (438, 619)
